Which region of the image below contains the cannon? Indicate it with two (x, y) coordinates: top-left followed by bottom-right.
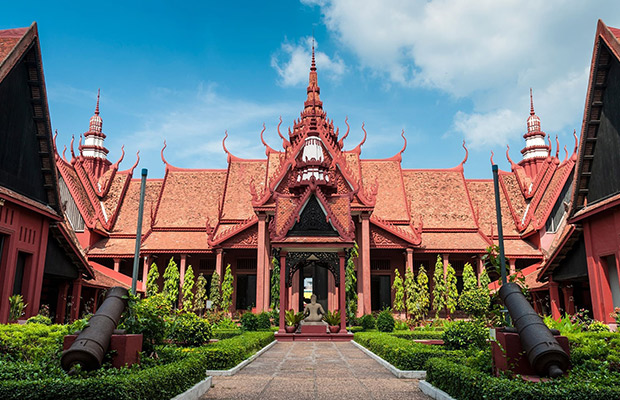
(61, 286), (129, 371)
(498, 282), (570, 377)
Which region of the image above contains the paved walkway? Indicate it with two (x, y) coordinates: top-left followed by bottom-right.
(202, 341), (430, 400)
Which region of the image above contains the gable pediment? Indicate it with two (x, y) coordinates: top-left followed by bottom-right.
(288, 195), (338, 237)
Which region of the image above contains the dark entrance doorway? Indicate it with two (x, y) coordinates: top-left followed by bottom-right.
(298, 262), (329, 312)
(371, 275), (391, 311)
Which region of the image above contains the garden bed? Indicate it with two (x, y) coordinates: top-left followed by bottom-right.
(0, 323), (274, 400)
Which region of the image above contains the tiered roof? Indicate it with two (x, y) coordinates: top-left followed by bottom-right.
(53, 45), (579, 264)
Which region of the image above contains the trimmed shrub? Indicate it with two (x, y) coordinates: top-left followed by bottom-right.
(168, 312), (212, 346)
(354, 332), (456, 370)
(426, 357), (620, 400)
(587, 321), (610, 333)
(376, 309), (395, 332)
(119, 293), (170, 353)
(257, 312), (271, 330)
(240, 312), (258, 331)
(26, 315), (52, 325)
(200, 331), (274, 370)
(390, 330), (444, 340)
(359, 314), (375, 330)
(212, 329), (242, 340)
(442, 320), (488, 350)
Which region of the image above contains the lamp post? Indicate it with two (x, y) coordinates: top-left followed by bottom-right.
(492, 164), (510, 325)
(131, 168), (147, 295)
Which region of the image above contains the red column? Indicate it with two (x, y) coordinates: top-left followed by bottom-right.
(113, 258), (121, 272)
(477, 256), (484, 286)
(142, 256), (150, 284)
(562, 285), (575, 315)
(549, 279), (562, 320)
(361, 214), (371, 315)
(291, 270), (300, 312)
(509, 258), (516, 276)
(27, 218), (49, 318)
(583, 222), (607, 321)
(215, 249), (223, 277)
(55, 281), (70, 324)
(256, 214), (267, 311)
(406, 248), (414, 273)
(70, 279), (83, 321)
(339, 252), (347, 333)
(328, 270), (336, 311)
(443, 253), (450, 277)
(278, 252), (287, 333)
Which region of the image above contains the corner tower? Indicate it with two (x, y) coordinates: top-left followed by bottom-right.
(79, 89), (111, 179)
(519, 89), (550, 179)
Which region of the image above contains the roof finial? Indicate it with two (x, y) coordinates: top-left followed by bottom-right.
(95, 88), (100, 116)
(529, 87), (534, 116)
(311, 36), (316, 71)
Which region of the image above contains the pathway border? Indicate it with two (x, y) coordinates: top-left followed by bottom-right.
(205, 340), (277, 376)
(419, 380), (457, 400)
(171, 376), (212, 400)
(351, 340), (426, 379)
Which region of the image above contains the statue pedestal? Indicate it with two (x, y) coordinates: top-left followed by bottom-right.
(301, 324), (327, 334)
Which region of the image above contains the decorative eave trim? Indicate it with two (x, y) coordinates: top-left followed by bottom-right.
(370, 215), (421, 246)
(207, 215), (258, 246)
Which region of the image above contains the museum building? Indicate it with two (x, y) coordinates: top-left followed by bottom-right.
(1, 22), (598, 323)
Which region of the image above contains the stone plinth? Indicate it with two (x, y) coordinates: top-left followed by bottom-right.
(63, 334), (143, 368)
(492, 330), (569, 376)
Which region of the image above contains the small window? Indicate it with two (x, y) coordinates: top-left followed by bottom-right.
(371, 259), (391, 271)
(237, 258), (257, 271)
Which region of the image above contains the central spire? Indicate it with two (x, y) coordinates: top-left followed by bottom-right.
(304, 41), (322, 114)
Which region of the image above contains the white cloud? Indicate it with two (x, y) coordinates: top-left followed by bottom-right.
(112, 84), (297, 174)
(271, 37), (346, 87)
(304, 0), (620, 147)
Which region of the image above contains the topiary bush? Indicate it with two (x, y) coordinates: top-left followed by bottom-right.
(26, 315), (52, 325)
(119, 293), (171, 353)
(256, 312), (271, 330)
(240, 312), (258, 331)
(442, 320), (488, 350)
(168, 312), (212, 346)
(359, 314), (375, 330)
(376, 309), (395, 332)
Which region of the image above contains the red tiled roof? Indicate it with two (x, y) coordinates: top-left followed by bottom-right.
(532, 161), (573, 228)
(403, 170), (476, 229)
(571, 192), (620, 222)
(361, 160), (408, 221)
(266, 152), (284, 187)
(419, 232), (489, 252)
(58, 160), (97, 224)
(113, 180), (163, 234)
(343, 152), (361, 184)
(500, 173), (528, 226)
(502, 238), (542, 258)
(85, 262), (144, 292)
(156, 170), (224, 228)
(0, 31), (25, 63)
(88, 237), (137, 256)
(222, 161), (266, 220)
(141, 231), (210, 252)
(101, 172), (131, 221)
(466, 179), (519, 236)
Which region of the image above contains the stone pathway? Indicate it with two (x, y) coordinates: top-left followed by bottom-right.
(201, 341), (430, 400)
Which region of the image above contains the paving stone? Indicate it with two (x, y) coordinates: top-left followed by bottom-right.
(201, 341), (431, 400)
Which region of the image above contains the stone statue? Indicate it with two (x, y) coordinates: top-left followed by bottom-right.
(303, 294), (325, 323)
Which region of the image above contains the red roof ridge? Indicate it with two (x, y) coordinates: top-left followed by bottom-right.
(370, 215), (421, 245)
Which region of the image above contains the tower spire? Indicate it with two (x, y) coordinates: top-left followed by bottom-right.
(529, 87), (534, 115)
(520, 88), (550, 178)
(95, 88), (100, 115)
(304, 38), (322, 114)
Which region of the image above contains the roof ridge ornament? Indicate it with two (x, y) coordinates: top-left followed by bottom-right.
(351, 123), (367, 154)
(459, 140), (468, 168)
(277, 116), (290, 149)
(338, 116), (350, 149)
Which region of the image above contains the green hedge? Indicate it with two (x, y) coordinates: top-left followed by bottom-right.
(426, 357), (620, 400)
(354, 332), (455, 370)
(212, 328), (242, 340)
(0, 331), (274, 400)
(390, 330), (444, 340)
(201, 331), (274, 370)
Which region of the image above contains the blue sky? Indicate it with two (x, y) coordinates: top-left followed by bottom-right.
(4, 1), (620, 179)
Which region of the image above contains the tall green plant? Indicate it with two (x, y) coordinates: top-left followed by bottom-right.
(221, 264), (234, 313)
(209, 271), (222, 311)
(270, 256), (280, 310)
(194, 273), (207, 315)
(415, 265), (430, 320)
(9, 294), (26, 321)
(480, 266), (491, 289)
(181, 266), (195, 312)
(345, 243), (359, 322)
(404, 267), (416, 318)
(392, 269), (405, 313)
(162, 258), (180, 309)
(445, 262), (458, 317)
(432, 255), (446, 318)
(462, 262), (477, 292)
(146, 262), (159, 297)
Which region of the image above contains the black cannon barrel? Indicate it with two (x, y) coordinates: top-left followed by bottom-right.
(499, 282), (569, 377)
(61, 286), (129, 371)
